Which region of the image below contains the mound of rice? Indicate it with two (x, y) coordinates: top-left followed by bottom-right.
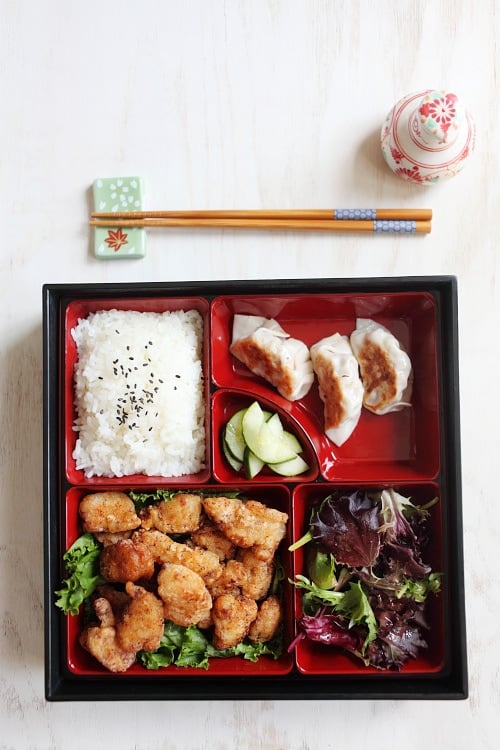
(71, 308), (206, 478)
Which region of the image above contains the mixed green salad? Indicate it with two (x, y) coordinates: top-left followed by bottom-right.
(288, 487), (441, 670)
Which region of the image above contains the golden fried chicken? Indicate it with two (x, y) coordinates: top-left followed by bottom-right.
(99, 538), (155, 583)
(202, 496), (288, 561)
(207, 559), (247, 598)
(133, 529), (222, 585)
(157, 563), (212, 627)
(237, 548), (274, 600)
(211, 594), (258, 650)
(139, 493), (202, 534)
(93, 530), (133, 546)
(79, 492), (141, 533)
(79, 597), (136, 673)
(248, 595), (282, 643)
(191, 518), (236, 561)
(94, 584), (130, 614)
(115, 582), (164, 653)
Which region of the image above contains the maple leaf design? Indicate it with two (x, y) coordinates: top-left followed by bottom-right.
(104, 228), (128, 252)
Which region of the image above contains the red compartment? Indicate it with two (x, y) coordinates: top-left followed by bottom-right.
(290, 482), (445, 676)
(63, 484), (294, 677)
(211, 292), (440, 482)
(211, 389), (319, 483)
(64, 297), (211, 485)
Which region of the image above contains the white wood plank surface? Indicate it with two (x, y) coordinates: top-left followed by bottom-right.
(1, 1), (499, 747)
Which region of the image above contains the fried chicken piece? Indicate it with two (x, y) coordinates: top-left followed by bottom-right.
(133, 529), (222, 585)
(100, 538), (155, 583)
(191, 518), (236, 561)
(247, 595), (282, 643)
(211, 594), (258, 650)
(157, 563), (212, 627)
(94, 530), (133, 547)
(139, 493), (202, 534)
(79, 597), (136, 673)
(237, 548), (274, 600)
(115, 582), (164, 653)
(207, 559), (247, 598)
(94, 584), (130, 614)
(202, 496), (288, 561)
(79, 492), (141, 533)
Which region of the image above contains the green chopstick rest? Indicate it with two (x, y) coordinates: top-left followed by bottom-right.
(92, 177), (146, 259)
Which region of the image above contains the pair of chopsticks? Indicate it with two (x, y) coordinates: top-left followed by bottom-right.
(89, 208), (432, 234)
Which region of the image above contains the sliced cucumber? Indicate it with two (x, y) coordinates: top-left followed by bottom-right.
(221, 400), (309, 478)
(242, 402), (297, 464)
(279, 429), (302, 457)
(268, 453), (309, 477)
(224, 408), (247, 462)
(244, 447), (265, 478)
(222, 436), (243, 471)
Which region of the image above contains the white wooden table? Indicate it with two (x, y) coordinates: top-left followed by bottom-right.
(1, 1), (499, 747)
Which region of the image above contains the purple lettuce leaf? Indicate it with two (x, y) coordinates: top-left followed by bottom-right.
(295, 612), (363, 652)
(310, 490), (381, 568)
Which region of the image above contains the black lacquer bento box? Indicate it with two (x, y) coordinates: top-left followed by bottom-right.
(43, 277), (467, 701)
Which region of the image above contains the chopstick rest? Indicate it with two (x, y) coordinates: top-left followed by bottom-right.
(92, 177), (146, 259)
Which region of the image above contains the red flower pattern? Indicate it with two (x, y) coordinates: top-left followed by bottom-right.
(395, 165), (426, 183)
(390, 145), (404, 164)
(104, 228), (129, 252)
(419, 93), (458, 138)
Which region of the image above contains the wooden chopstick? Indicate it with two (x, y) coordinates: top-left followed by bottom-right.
(89, 217), (431, 234)
(91, 208), (432, 221)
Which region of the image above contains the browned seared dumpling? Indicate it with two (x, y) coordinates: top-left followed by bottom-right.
(350, 318), (412, 415)
(230, 314), (314, 401)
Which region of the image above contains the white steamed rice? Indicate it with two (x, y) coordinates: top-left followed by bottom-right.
(71, 308), (206, 478)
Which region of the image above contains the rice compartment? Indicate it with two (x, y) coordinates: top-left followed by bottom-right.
(71, 309), (206, 478)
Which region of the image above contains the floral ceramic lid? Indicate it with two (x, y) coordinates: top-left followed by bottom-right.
(381, 89), (475, 184)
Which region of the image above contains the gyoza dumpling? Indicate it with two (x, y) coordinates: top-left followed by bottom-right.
(230, 314), (314, 401)
(350, 318), (412, 415)
(310, 333), (364, 446)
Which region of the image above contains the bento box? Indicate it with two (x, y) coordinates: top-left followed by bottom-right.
(43, 276), (467, 700)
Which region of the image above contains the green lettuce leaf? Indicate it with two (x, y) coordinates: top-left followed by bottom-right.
(138, 620), (283, 670)
(128, 488), (178, 512)
(336, 581), (377, 650)
(54, 533), (104, 615)
(396, 572), (442, 603)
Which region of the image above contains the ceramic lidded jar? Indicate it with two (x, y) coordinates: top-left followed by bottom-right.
(381, 89), (475, 184)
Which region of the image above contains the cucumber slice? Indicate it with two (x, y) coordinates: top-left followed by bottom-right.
(244, 447), (265, 479)
(268, 454), (309, 477)
(242, 402), (298, 464)
(224, 408), (247, 462)
(280, 430), (302, 456)
(222, 436), (243, 472)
